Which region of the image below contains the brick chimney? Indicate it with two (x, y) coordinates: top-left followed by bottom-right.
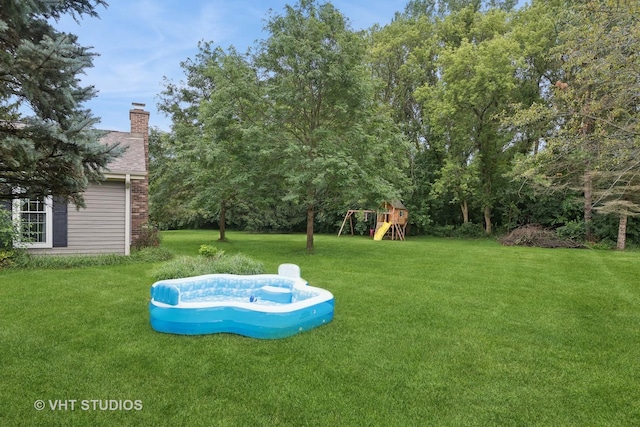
(129, 102), (150, 247)
(129, 102), (149, 169)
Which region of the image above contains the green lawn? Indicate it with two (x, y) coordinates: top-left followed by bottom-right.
(2, 230), (640, 426)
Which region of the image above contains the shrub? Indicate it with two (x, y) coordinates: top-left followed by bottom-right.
(452, 222), (486, 238)
(428, 225), (455, 238)
(0, 207), (20, 250)
(214, 254), (265, 275)
(0, 209), (28, 268)
(0, 250), (15, 269)
(198, 244), (225, 258)
(133, 223), (161, 250)
(151, 253), (265, 281)
(150, 256), (209, 280)
(556, 220), (585, 241)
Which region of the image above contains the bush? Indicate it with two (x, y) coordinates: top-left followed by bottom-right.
(215, 253), (264, 275)
(0, 207), (20, 250)
(198, 244), (225, 258)
(452, 222), (486, 238)
(428, 225), (455, 238)
(499, 224), (585, 249)
(151, 253), (265, 281)
(0, 209), (28, 267)
(427, 223), (487, 238)
(556, 220), (585, 241)
(0, 250), (15, 269)
(133, 223), (161, 250)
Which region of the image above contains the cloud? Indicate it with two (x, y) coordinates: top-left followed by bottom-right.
(52, 0), (405, 131)
(65, 1), (222, 93)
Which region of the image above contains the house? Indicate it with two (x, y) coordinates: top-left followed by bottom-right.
(7, 103), (150, 255)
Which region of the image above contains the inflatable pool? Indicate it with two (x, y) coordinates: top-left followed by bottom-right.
(149, 264), (334, 339)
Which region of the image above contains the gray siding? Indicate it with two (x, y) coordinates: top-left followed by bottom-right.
(29, 181), (127, 255)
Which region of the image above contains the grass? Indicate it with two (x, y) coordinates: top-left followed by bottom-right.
(1, 230), (640, 425)
(6, 246), (174, 269)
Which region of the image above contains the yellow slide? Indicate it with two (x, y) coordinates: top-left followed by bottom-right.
(374, 222), (391, 241)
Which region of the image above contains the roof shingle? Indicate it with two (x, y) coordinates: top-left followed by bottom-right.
(100, 131), (146, 174)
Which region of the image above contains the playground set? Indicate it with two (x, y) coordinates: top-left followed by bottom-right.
(337, 200), (408, 241)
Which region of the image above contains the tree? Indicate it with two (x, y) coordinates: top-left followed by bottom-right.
(148, 127), (200, 229)
(558, 0), (640, 249)
(417, 7), (525, 233)
(195, 45), (270, 241)
(517, 0), (640, 248)
(507, 0), (563, 155)
(0, 0), (120, 206)
(257, 0), (409, 252)
(158, 43), (269, 240)
(403, 0), (516, 17)
(368, 13), (438, 148)
(592, 171), (640, 250)
(367, 12), (441, 233)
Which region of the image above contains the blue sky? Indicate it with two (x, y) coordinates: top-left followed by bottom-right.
(55, 0), (409, 132)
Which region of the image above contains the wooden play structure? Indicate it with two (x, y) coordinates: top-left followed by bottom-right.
(337, 200), (408, 241)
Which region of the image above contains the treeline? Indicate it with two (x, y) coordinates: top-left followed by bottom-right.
(150, 0), (640, 250)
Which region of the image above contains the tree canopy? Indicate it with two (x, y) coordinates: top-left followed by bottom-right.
(0, 0), (119, 206)
(153, 0), (640, 249)
(158, 0), (409, 251)
(517, 0), (640, 248)
(257, 0), (409, 251)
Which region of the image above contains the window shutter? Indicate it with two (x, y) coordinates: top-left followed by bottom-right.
(52, 197), (68, 247)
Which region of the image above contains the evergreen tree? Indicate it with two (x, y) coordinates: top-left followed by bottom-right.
(515, 0), (640, 248)
(0, 0), (119, 206)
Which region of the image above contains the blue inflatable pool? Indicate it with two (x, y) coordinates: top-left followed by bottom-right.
(149, 264), (334, 339)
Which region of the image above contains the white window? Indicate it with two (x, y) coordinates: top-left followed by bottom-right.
(13, 196), (53, 248)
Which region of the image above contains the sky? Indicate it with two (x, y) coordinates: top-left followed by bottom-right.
(54, 0), (410, 132)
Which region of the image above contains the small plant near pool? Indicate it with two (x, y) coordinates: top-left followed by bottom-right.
(198, 244), (225, 258)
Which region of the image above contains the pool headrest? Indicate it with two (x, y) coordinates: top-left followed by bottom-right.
(151, 283), (180, 306)
(278, 263), (301, 279)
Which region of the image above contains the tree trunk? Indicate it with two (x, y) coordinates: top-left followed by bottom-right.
(584, 171), (594, 242)
(533, 136), (540, 155)
(461, 200), (469, 223)
(218, 201), (227, 241)
(306, 203), (314, 253)
(484, 206), (492, 234)
(617, 213), (627, 250)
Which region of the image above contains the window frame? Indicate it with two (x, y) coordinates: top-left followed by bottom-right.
(12, 196), (54, 249)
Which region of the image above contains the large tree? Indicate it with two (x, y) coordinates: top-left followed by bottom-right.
(417, 7), (525, 233)
(148, 127), (199, 229)
(158, 43), (270, 240)
(528, 0), (640, 248)
(0, 0), (120, 205)
(257, 0), (409, 252)
(194, 45), (271, 241)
